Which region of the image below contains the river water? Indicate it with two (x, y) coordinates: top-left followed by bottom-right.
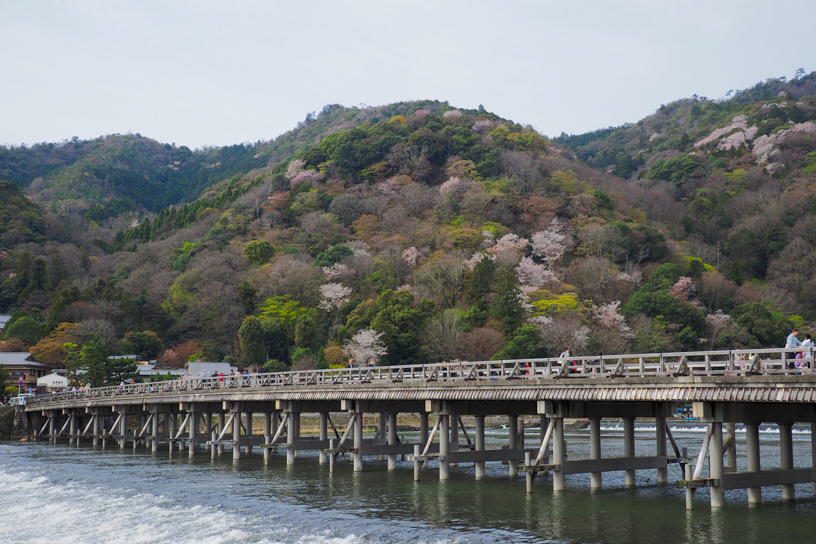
(2, 422), (815, 544)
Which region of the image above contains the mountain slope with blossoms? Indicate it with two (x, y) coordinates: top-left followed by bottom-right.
(2, 82), (815, 387)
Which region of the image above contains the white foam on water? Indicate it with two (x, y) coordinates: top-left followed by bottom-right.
(0, 467), (372, 544)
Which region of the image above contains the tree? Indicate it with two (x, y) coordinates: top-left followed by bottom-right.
(370, 289), (434, 365)
(243, 240), (276, 265)
(5, 315), (43, 345)
(342, 328), (388, 364)
(29, 323), (80, 365)
(316, 244), (354, 267)
(421, 310), (463, 363)
(239, 316), (267, 369)
(415, 252), (467, 308)
(80, 341), (110, 387)
(491, 324), (547, 360)
(106, 356), (140, 384)
(294, 313), (318, 350)
(121, 331), (164, 360)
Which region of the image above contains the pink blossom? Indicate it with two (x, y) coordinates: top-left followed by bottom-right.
(322, 263), (350, 280)
(487, 233), (528, 255)
(515, 256), (558, 293)
(463, 251), (495, 271)
(530, 219), (566, 266)
(670, 276), (695, 301)
(318, 282), (352, 312)
(592, 301), (634, 338)
(342, 328), (388, 363)
(290, 169), (325, 187)
(286, 160), (306, 179)
(402, 247), (422, 268)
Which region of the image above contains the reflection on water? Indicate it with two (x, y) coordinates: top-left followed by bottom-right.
(1, 420), (814, 544)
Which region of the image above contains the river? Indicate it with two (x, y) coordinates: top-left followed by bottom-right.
(2, 422), (815, 544)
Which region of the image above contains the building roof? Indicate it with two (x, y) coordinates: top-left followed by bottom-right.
(186, 362), (237, 376)
(0, 352), (48, 368)
(0, 315), (11, 329)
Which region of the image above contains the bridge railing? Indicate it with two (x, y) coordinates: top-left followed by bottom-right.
(26, 347), (815, 406)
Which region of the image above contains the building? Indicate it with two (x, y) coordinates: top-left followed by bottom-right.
(1, 352), (50, 392)
(0, 315), (11, 330)
(37, 372), (69, 390)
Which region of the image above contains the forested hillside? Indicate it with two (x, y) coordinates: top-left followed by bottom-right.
(2, 76), (816, 390)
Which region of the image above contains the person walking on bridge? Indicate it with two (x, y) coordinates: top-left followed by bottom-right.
(786, 328), (802, 369)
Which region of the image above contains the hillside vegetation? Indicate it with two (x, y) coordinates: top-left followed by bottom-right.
(2, 76), (816, 388)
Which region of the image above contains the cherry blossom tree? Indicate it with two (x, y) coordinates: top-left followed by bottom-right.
(530, 219), (566, 266)
(515, 256), (558, 293)
(592, 301), (634, 338)
(487, 233), (528, 255)
(318, 282), (351, 312)
(322, 263), (350, 280)
(342, 328), (388, 364)
(670, 276), (695, 301)
(286, 160), (306, 179)
(705, 310), (731, 349)
(402, 246), (422, 268)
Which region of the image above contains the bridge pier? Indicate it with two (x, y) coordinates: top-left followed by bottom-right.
(508, 415), (519, 476)
(590, 418), (601, 489)
(287, 410), (300, 465)
(746, 422), (761, 504)
(624, 418), (635, 486)
(656, 416), (668, 484)
(318, 412), (328, 465)
(387, 412), (398, 470)
(779, 422), (794, 501)
(439, 413), (449, 480)
(232, 408), (242, 459)
(264, 412), (272, 465)
(710, 423), (724, 507)
(474, 415), (485, 479)
(552, 417), (565, 491)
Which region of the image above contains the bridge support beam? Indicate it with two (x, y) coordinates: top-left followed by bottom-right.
(746, 422), (761, 504)
(812, 422), (816, 495)
(68, 410), (77, 445)
(387, 412), (398, 470)
(474, 415), (485, 479)
(624, 418), (635, 486)
(264, 412), (272, 465)
(152, 411), (159, 452)
(710, 423), (724, 508)
(353, 412), (363, 471)
(168, 414), (176, 454)
(508, 415), (519, 477)
(217, 413), (225, 455)
(439, 413), (449, 480)
(420, 412), (429, 445)
(232, 409), (242, 459)
(245, 412), (254, 456)
(318, 412), (328, 465)
(188, 412), (198, 456)
(656, 416), (667, 484)
(552, 418), (565, 491)
(779, 422), (795, 501)
(590, 418), (602, 490)
(287, 410), (300, 465)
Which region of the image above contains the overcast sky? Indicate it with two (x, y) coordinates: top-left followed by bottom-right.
(1, 1), (814, 149)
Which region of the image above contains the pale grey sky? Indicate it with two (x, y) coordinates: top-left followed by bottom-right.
(1, 1), (813, 149)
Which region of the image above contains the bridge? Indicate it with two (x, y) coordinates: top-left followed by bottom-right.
(17, 347), (816, 510)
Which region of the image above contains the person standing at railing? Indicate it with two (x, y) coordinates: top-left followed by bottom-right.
(799, 334), (814, 368)
(786, 328), (802, 369)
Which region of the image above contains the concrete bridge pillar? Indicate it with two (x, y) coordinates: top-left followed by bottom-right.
(474, 415), (485, 479)
(119, 412), (127, 449)
(710, 423), (724, 508)
(264, 412), (272, 465)
(745, 422), (761, 504)
(353, 411), (364, 472)
(779, 422), (795, 501)
(245, 412), (254, 456)
(168, 414), (177, 454)
(656, 416), (668, 484)
(48, 412), (56, 443)
(93, 411), (101, 446)
(387, 412), (398, 470)
(69, 410), (78, 445)
(590, 417), (602, 490)
(420, 412), (429, 446)
(624, 418), (635, 486)
(552, 418), (565, 491)
(232, 410), (242, 460)
(188, 412), (198, 456)
(812, 422), (816, 495)
(151, 412), (159, 452)
(508, 415), (519, 476)
(287, 410), (300, 465)
(439, 413), (450, 480)
(318, 412), (328, 465)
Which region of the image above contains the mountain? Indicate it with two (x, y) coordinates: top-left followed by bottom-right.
(1, 76), (816, 389)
